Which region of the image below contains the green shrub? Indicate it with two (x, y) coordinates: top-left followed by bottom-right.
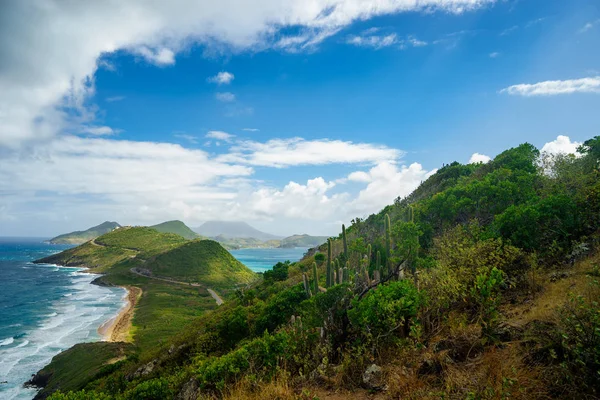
(263, 261), (290, 284)
(348, 280), (423, 352)
(48, 391), (112, 400)
(471, 267), (504, 340)
(252, 284), (307, 335)
(124, 378), (173, 400)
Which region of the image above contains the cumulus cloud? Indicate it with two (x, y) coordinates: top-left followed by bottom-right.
(206, 131), (235, 142)
(541, 135), (582, 155)
(469, 152), (491, 164)
(350, 162), (436, 213)
(215, 92), (236, 102)
(220, 138), (402, 167)
(80, 126), (119, 136)
(208, 71), (235, 85)
(579, 19), (600, 33)
(500, 77), (600, 96)
(0, 0), (496, 147)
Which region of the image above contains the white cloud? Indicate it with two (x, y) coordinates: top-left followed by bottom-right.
(215, 92), (236, 102)
(347, 33), (398, 49)
(347, 171), (372, 182)
(134, 47), (176, 65)
(208, 71), (235, 85)
(220, 138), (402, 167)
(206, 130), (235, 142)
(242, 128), (259, 132)
(0, 0), (496, 147)
(500, 76), (600, 96)
(579, 19), (600, 33)
(469, 152), (491, 164)
(350, 162), (436, 213)
(105, 96), (125, 102)
(500, 25), (518, 36)
(541, 135), (582, 155)
(489, 51), (500, 58)
(346, 33), (427, 50)
(174, 133), (198, 144)
(80, 126), (119, 136)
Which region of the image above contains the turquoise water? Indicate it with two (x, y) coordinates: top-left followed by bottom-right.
(230, 247), (309, 272)
(0, 238), (126, 400)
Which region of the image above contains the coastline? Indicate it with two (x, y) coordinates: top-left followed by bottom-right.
(98, 286), (141, 343)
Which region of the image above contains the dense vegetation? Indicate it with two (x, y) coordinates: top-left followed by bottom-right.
(45, 137), (600, 400)
(48, 221), (121, 245)
(149, 220), (200, 240)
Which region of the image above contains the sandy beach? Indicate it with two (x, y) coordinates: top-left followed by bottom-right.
(98, 286), (142, 342)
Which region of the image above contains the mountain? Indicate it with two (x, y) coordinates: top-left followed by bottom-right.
(150, 220), (200, 240)
(47, 221), (121, 245)
(278, 234), (328, 248)
(194, 221), (281, 240)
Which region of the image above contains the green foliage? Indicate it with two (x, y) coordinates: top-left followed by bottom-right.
(326, 239), (332, 288)
(471, 267), (504, 339)
(48, 390), (112, 400)
(348, 280), (423, 351)
(124, 378), (173, 400)
(263, 261), (289, 284)
(312, 262), (319, 294)
(253, 284), (308, 334)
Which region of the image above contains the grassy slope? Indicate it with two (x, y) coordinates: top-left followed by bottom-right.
(48, 221), (121, 245)
(144, 239), (256, 288)
(29, 342), (132, 399)
(149, 220), (200, 240)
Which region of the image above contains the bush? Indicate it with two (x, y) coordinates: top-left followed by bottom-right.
(263, 261), (289, 284)
(471, 267), (504, 340)
(348, 280), (423, 352)
(124, 378), (173, 400)
(48, 391), (112, 400)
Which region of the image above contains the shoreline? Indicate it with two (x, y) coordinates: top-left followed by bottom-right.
(98, 286), (141, 343)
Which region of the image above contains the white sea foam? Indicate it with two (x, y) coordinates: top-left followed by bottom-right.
(0, 267), (126, 400)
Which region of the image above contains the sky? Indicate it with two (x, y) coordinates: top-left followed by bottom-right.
(0, 0), (599, 237)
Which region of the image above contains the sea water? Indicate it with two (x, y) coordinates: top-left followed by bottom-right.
(0, 238), (126, 400)
(230, 247), (309, 272)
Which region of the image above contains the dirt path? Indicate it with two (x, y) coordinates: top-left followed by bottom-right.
(129, 268), (224, 305)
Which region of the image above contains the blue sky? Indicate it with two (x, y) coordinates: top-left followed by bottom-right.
(0, 0), (599, 237)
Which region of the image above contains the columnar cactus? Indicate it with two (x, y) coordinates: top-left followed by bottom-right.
(326, 239), (332, 287)
(303, 273), (312, 298)
(367, 244), (372, 266)
(342, 224), (348, 259)
(385, 213), (391, 260)
(312, 262), (319, 295)
(407, 205), (414, 223)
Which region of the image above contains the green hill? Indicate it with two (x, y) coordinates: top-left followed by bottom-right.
(145, 239), (255, 287)
(149, 220), (200, 240)
(278, 234), (328, 248)
(47, 221), (121, 245)
(37, 226), (188, 272)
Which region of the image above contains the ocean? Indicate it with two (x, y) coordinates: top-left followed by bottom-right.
(0, 240), (308, 399)
(230, 247), (309, 272)
(0, 238), (127, 400)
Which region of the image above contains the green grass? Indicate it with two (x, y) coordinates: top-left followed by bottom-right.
(145, 239), (256, 288)
(149, 220), (200, 240)
(95, 227), (187, 259)
(30, 342), (133, 398)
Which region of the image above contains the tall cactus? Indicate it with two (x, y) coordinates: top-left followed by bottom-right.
(302, 273), (312, 298)
(376, 250), (381, 272)
(326, 239), (332, 288)
(407, 205), (414, 223)
(312, 262), (319, 294)
(342, 224), (348, 259)
(367, 244), (372, 266)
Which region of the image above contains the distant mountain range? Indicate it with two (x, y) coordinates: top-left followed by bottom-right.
(48, 220), (327, 249)
(193, 221), (282, 241)
(47, 221), (121, 244)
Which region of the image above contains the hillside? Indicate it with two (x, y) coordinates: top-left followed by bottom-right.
(39, 136), (600, 400)
(279, 234), (328, 248)
(149, 220), (200, 240)
(144, 239), (255, 288)
(194, 220), (281, 240)
(47, 221), (121, 245)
